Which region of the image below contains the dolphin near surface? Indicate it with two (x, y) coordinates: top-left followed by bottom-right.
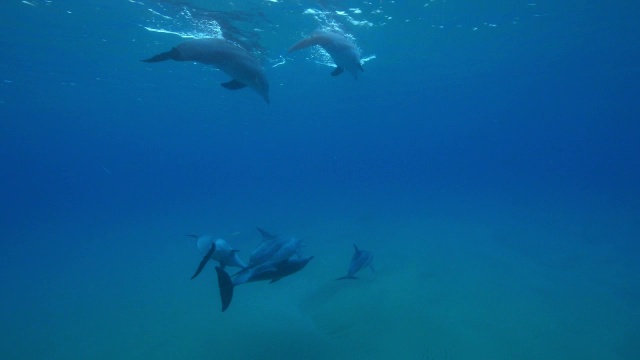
(336, 244), (374, 280)
(142, 38), (270, 103)
(215, 256), (314, 312)
(288, 30), (364, 79)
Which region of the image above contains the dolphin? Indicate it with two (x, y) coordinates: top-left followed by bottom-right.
(288, 30), (364, 79)
(336, 244), (373, 280)
(215, 256), (314, 311)
(142, 38), (270, 103)
(187, 234), (246, 279)
(244, 228), (302, 270)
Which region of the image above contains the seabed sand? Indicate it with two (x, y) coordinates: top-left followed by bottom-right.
(1, 201), (637, 359)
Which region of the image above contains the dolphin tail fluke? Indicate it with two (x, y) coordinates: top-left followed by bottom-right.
(141, 47), (180, 63)
(335, 275), (358, 280)
(190, 242), (216, 280)
(256, 227), (278, 240)
(287, 36), (324, 53)
(215, 266), (234, 312)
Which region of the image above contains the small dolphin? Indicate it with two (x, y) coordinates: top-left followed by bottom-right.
(188, 235), (246, 278)
(215, 256), (314, 311)
(288, 30), (364, 79)
(336, 244), (374, 280)
(244, 228), (302, 270)
(142, 38), (270, 103)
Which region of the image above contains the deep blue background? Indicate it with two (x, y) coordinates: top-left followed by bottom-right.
(0, 1), (639, 358)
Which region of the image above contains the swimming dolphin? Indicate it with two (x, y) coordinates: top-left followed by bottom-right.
(215, 256), (314, 311)
(187, 234), (246, 280)
(288, 30), (364, 79)
(142, 38), (270, 103)
(244, 228), (302, 271)
(336, 244), (373, 280)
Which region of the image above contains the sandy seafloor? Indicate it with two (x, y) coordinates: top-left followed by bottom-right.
(2, 194), (637, 360)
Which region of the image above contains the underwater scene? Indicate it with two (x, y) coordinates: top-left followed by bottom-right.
(1, 1), (639, 359)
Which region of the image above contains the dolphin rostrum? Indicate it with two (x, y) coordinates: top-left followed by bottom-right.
(336, 244), (373, 280)
(288, 30), (364, 79)
(215, 256), (314, 311)
(142, 38), (270, 103)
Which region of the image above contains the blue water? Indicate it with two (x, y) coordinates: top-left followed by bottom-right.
(1, 0), (639, 359)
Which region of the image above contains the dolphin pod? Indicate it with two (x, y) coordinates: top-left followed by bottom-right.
(187, 229), (374, 312)
(142, 30), (364, 103)
(187, 228), (312, 312)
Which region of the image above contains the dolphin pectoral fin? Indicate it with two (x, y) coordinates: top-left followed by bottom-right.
(141, 47), (180, 63)
(190, 243), (216, 280)
(215, 266), (234, 312)
(331, 66), (344, 77)
(269, 277), (282, 283)
(221, 79), (247, 90)
(358, 63), (364, 72)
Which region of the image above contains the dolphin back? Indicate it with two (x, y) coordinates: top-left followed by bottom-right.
(288, 35), (327, 53)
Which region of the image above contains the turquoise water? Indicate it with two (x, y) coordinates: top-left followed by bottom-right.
(1, 1), (638, 359)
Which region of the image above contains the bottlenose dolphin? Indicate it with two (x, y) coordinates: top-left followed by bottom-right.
(288, 30), (364, 79)
(215, 256), (314, 311)
(187, 234), (246, 280)
(244, 228), (302, 270)
(336, 244), (373, 280)
(142, 38), (270, 103)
